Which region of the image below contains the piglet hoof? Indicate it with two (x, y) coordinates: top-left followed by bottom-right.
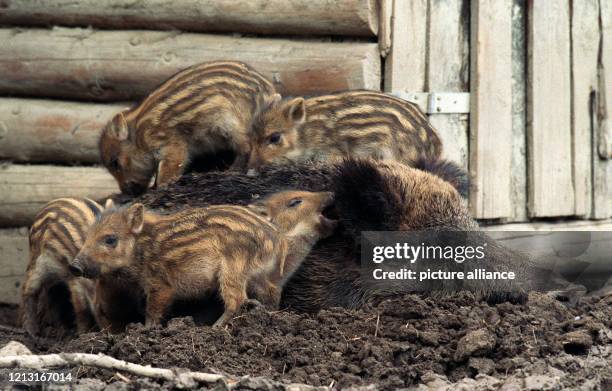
(145, 319), (161, 329)
(212, 317), (228, 328)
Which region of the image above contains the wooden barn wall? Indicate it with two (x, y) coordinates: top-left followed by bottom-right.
(0, 1), (382, 227)
(0, 0), (611, 304)
(385, 0), (611, 223)
(0, 0), (607, 227)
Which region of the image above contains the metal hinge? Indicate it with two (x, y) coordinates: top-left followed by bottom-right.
(391, 92), (470, 114)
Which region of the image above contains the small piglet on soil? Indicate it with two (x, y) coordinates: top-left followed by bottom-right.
(69, 191), (337, 329)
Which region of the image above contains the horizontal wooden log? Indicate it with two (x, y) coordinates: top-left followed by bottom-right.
(0, 0), (378, 37)
(0, 165), (118, 227)
(0, 228), (28, 305)
(0, 98), (126, 164)
(0, 28), (381, 102)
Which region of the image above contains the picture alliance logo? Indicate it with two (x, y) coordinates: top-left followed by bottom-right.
(371, 242), (488, 264)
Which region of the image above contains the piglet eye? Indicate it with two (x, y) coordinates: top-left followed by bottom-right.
(287, 198), (302, 208)
(268, 132), (282, 145)
(103, 235), (118, 247)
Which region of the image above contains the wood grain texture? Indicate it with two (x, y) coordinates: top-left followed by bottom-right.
(0, 228), (28, 305)
(527, 0), (574, 217)
(0, 28), (381, 101)
(383, 0), (427, 92)
(592, 0), (612, 219)
(0, 98), (126, 164)
(378, 0), (392, 57)
(571, 0), (598, 218)
(509, 0), (528, 222)
(0, 0), (379, 37)
(426, 0), (470, 168)
(599, 0), (612, 161)
(0, 165), (118, 227)
(469, 0), (513, 219)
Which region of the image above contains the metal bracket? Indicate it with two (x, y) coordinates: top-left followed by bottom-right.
(391, 92), (471, 114)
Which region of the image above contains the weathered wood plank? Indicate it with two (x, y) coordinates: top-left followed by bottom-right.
(0, 0), (379, 37)
(600, 0), (612, 161)
(527, 0), (574, 217)
(427, 0), (470, 168)
(592, 0), (612, 219)
(0, 228), (28, 305)
(383, 0), (427, 92)
(469, 0), (513, 219)
(509, 0), (528, 222)
(571, 0), (599, 218)
(0, 98), (126, 164)
(378, 0), (392, 57)
(0, 28), (381, 101)
(0, 165), (118, 227)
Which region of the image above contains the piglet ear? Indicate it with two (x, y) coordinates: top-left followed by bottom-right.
(127, 203), (145, 234)
(104, 198), (115, 210)
(110, 111), (129, 141)
(285, 98), (306, 124)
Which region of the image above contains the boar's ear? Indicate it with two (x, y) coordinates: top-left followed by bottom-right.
(285, 98), (306, 124)
(127, 203), (145, 234)
(248, 202), (271, 221)
(104, 198), (115, 210)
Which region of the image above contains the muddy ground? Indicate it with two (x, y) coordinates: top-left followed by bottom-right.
(0, 292), (610, 390)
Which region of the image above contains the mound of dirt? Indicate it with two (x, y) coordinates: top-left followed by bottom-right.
(2, 293), (610, 389)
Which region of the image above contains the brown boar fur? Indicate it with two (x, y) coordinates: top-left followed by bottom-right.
(21, 197), (103, 336)
(247, 90), (443, 173)
(99, 60), (278, 195)
(135, 159), (547, 314)
(71, 192), (337, 327)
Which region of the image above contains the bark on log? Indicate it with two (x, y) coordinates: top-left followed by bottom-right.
(0, 164), (118, 227)
(0, 98), (126, 164)
(0, 28), (381, 101)
(0, 0), (378, 37)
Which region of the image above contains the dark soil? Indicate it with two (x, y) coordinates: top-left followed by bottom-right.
(1, 293), (610, 389)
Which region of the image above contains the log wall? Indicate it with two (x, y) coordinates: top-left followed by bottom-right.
(0, 165), (118, 227)
(0, 99), (125, 164)
(0, 1), (383, 230)
(0, 28), (380, 101)
(0, 0), (379, 37)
